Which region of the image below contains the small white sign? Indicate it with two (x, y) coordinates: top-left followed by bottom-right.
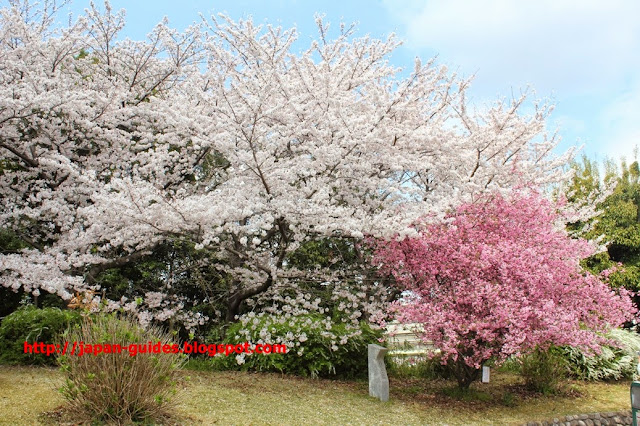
(481, 366), (490, 383)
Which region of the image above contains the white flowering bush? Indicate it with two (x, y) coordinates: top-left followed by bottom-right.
(209, 313), (381, 378)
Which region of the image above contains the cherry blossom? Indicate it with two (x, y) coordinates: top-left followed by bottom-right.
(373, 190), (636, 388)
(1, 2), (576, 335)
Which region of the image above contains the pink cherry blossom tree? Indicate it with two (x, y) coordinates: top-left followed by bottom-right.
(1, 1), (578, 342)
(373, 191), (636, 389)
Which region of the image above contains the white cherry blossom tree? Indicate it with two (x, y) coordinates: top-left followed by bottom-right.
(0, 1), (574, 333)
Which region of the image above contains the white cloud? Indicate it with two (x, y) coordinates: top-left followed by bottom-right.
(384, 0), (640, 97)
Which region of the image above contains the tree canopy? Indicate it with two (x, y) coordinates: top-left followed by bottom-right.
(566, 155), (640, 305)
(1, 1), (574, 334)
(373, 191), (635, 388)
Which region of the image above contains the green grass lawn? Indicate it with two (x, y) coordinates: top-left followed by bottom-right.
(0, 365), (631, 425)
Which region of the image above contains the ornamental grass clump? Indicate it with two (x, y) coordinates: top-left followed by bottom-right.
(558, 328), (640, 381)
(57, 314), (186, 424)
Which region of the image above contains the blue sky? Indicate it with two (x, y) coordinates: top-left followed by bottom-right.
(58, 0), (640, 164)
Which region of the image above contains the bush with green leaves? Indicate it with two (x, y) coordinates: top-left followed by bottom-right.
(519, 347), (568, 394)
(208, 314), (381, 378)
(385, 352), (453, 380)
(58, 314), (186, 424)
(0, 305), (81, 365)
(557, 328), (640, 381)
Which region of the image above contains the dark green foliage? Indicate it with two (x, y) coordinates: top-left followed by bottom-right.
(0, 287), (66, 320)
(0, 287), (25, 320)
(88, 239), (228, 340)
(91, 239), (205, 303)
(385, 353), (453, 380)
(35, 292), (67, 309)
(58, 314), (185, 424)
(286, 238), (362, 271)
(208, 314), (382, 378)
(0, 229), (29, 318)
(0, 306), (81, 365)
(519, 347), (567, 394)
(0, 228), (27, 254)
(567, 156), (640, 300)
(279, 238), (392, 322)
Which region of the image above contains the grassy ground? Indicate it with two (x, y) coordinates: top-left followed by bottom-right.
(0, 365), (631, 425)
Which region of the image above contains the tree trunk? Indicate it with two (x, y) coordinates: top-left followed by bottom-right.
(453, 357), (481, 389)
(225, 275), (274, 322)
(225, 294), (242, 322)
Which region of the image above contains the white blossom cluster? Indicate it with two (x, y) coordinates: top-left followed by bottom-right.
(108, 292), (208, 332)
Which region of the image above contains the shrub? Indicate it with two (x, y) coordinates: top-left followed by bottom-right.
(519, 347), (568, 394)
(557, 328), (640, 381)
(385, 352), (453, 380)
(208, 314), (382, 378)
(0, 287), (25, 320)
(0, 305), (81, 365)
(58, 314), (186, 424)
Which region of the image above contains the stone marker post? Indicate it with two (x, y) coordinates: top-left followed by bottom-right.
(368, 344), (389, 402)
(481, 365), (490, 383)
